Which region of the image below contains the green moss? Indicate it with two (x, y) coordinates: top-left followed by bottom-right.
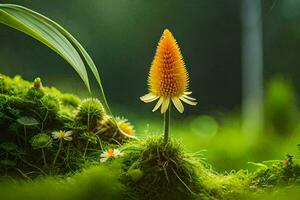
(60, 93), (81, 108)
(250, 156), (300, 189)
(122, 137), (202, 200)
(1, 74), (299, 199)
(39, 94), (61, 126)
(75, 98), (106, 130)
(0, 74), (31, 95)
(0, 163), (125, 200)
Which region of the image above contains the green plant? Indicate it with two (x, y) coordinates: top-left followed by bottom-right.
(16, 116), (39, 148)
(30, 133), (52, 166)
(75, 98), (105, 131)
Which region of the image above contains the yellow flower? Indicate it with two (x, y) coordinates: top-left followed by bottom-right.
(140, 29), (197, 114)
(117, 117), (135, 136)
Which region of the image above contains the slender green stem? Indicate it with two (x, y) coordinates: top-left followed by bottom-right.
(41, 148), (47, 167)
(164, 106), (171, 144)
(23, 126), (27, 148)
(53, 139), (62, 166)
(17, 156), (47, 176)
(41, 110), (48, 131)
(83, 141), (89, 159)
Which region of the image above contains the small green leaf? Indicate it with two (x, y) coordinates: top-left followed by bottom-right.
(80, 132), (98, 144)
(0, 142), (17, 152)
(0, 159), (16, 167)
(30, 133), (52, 149)
(17, 116), (39, 126)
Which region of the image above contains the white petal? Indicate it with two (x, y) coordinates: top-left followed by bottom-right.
(152, 97), (164, 112)
(171, 97), (184, 113)
(180, 96), (198, 106)
(100, 153), (106, 158)
(100, 158), (107, 163)
(52, 132), (59, 139)
(52, 132), (59, 136)
(182, 95), (196, 101)
(64, 131), (73, 137)
(64, 136), (72, 141)
(161, 97), (170, 114)
(140, 93), (158, 103)
(184, 91), (192, 95)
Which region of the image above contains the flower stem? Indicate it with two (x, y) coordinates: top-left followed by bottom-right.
(53, 139), (62, 166)
(23, 126), (27, 148)
(41, 148), (47, 167)
(83, 141), (89, 159)
(164, 106), (171, 144)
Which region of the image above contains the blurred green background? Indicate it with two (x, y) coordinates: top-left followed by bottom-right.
(1, 0), (300, 171)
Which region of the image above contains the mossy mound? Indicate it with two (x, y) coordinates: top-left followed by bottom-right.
(1, 74), (300, 199)
(121, 137), (255, 199)
(122, 137), (201, 199)
(121, 137), (300, 199)
(0, 74), (132, 176)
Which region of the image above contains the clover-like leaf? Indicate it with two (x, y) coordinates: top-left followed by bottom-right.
(30, 133), (52, 149)
(0, 159), (16, 167)
(17, 116), (39, 126)
(0, 142), (17, 152)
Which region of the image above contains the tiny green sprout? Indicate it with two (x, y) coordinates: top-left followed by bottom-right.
(30, 133), (52, 166)
(26, 77), (45, 100)
(75, 98), (106, 131)
(33, 77), (42, 89)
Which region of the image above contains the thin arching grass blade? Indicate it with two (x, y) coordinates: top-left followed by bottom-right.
(0, 4), (112, 115)
(0, 4), (91, 92)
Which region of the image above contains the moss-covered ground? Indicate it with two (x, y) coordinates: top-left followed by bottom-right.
(0, 74), (300, 200)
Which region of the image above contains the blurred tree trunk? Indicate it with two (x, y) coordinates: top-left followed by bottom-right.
(241, 0), (263, 136)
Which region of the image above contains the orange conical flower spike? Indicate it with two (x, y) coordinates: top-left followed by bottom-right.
(140, 29), (197, 113)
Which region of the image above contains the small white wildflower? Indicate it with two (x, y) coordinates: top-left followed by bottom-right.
(52, 130), (73, 141)
(100, 148), (123, 163)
